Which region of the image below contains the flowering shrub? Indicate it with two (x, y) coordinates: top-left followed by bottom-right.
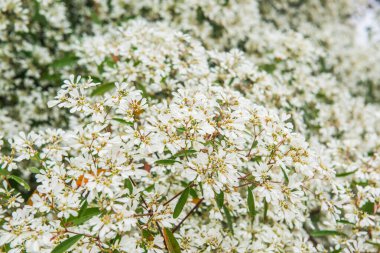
(1, 1), (380, 253)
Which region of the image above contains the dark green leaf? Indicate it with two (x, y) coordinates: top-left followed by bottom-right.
(173, 149), (197, 158)
(52, 234), (83, 253)
(144, 184), (155, 192)
(189, 188), (198, 198)
(29, 167), (41, 174)
(91, 83), (115, 96)
(223, 206), (234, 234)
(113, 118), (134, 126)
(70, 208), (100, 226)
(263, 199), (268, 222)
(361, 202), (375, 214)
(51, 54), (78, 69)
(78, 201), (88, 217)
(8, 175), (30, 191)
(215, 191), (224, 209)
(337, 219), (355, 225)
(336, 169), (358, 177)
(281, 167), (289, 184)
(310, 230), (346, 237)
(125, 178), (134, 194)
(155, 159), (180, 165)
(163, 228), (181, 253)
(247, 187), (256, 217)
(173, 187), (190, 218)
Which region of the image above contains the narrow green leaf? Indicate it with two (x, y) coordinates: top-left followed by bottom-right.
(366, 240), (380, 248)
(337, 219), (355, 225)
(70, 208), (101, 226)
(173, 149), (197, 158)
(251, 140), (258, 149)
(52, 234), (83, 253)
(155, 159), (180, 165)
(361, 202), (375, 214)
(8, 175), (30, 191)
(247, 187), (256, 217)
(189, 188), (198, 199)
(263, 199), (268, 222)
(176, 127), (186, 134)
(136, 83), (149, 98)
(125, 178), (134, 194)
(78, 201), (88, 217)
(144, 184), (155, 192)
(163, 228), (181, 253)
(91, 83), (115, 96)
(51, 54), (77, 69)
(173, 187), (190, 218)
(113, 118), (134, 126)
(29, 167), (41, 174)
(336, 169), (358, 177)
(310, 230), (346, 237)
(281, 167), (289, 184)
(223, 206), (234, 234)
(215, 191), (224, 209)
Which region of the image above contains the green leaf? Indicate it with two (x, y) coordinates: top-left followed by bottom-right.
(215, 191), (224, 209)
(0, 169), (10, 176)
(259, 63), (276, 74)
(281, 167), (289, 184)
(51, 54), (78, 69)
(337, 219), (355, 225)
(144, 184), (155, 192)
(173, 187), (190, 218)
(29, 167), (41, 174)
(176, 127), (186, 134)
(8, 175), (30, 191)
(91, 83), (115, 96)
(52, 234), (83, 253)
(1, 243), (10, 252)
(263, 199), (268, 222)
(163, 228), (181, 253)
(70, 208), (101, 226)
(336, 169), (358, 177)
(247, 187), (256, 217)
(223, 206), (234, 234)
(189, 188), (198, 199)
(125, 178), (134, 194)
(173, 149), (197, 158)
(366, 240), (380, 248)
(310, 230), (346, 237)
(136, 83), (149, 98)
(361, 202), (375, 214)
(78, 201), (88, 217)
(155, 159), (180, 166)
(113, 118), (134, 126)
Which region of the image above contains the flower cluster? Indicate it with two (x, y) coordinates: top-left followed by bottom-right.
(1, 1), (380, 253)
